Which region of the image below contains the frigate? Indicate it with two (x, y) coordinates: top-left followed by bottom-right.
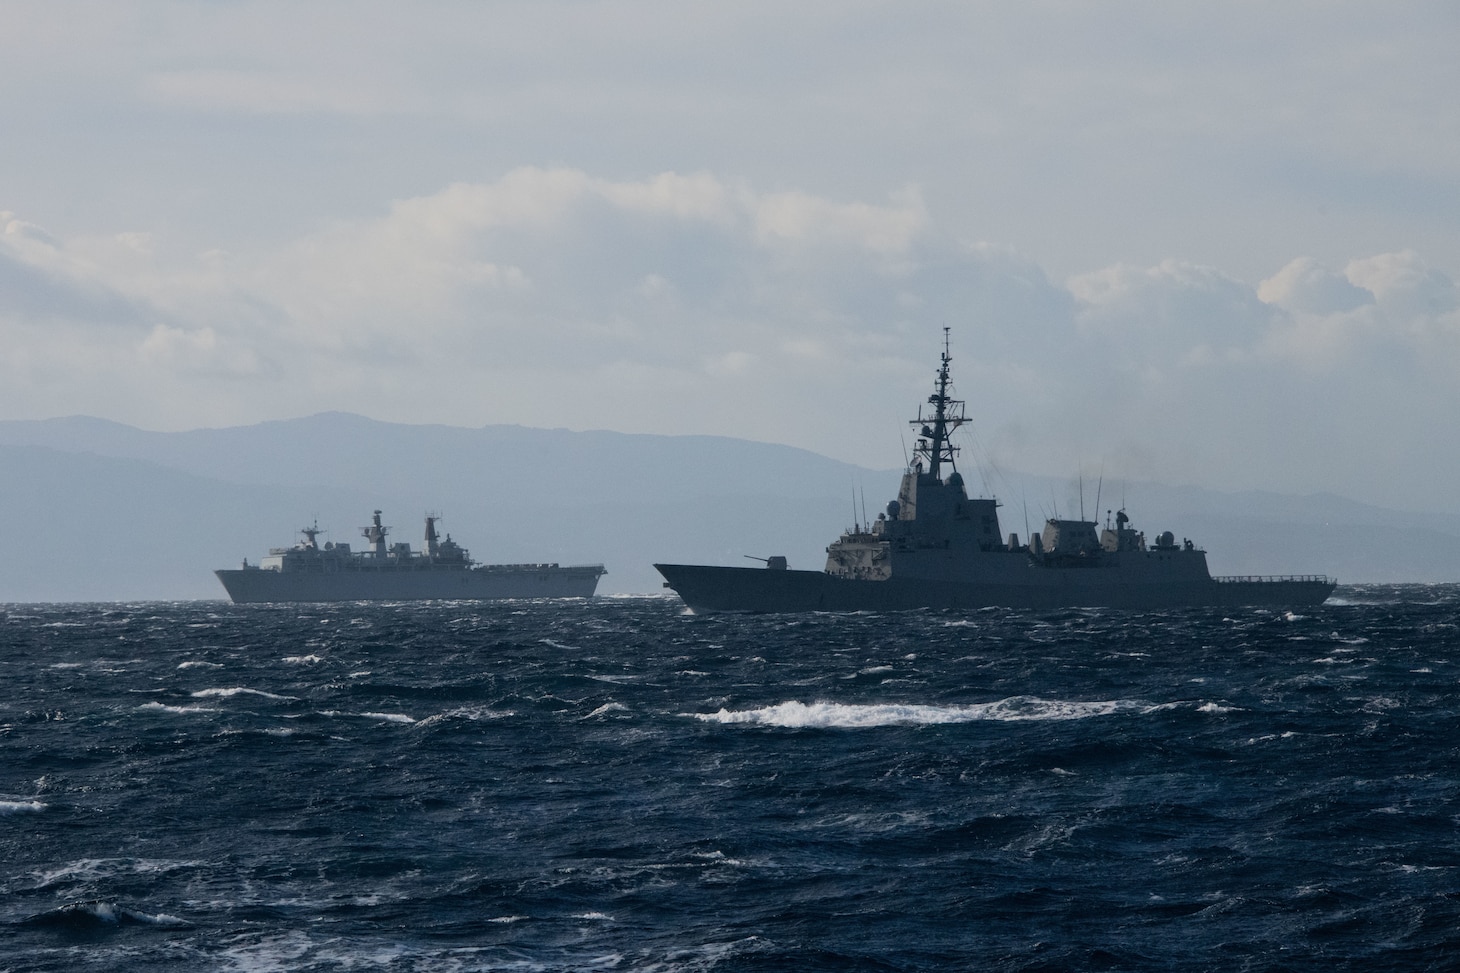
(216, 510), (606, 604)
(655, 332), (1335, 612)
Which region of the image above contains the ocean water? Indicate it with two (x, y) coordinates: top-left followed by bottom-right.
(3, 587), (1460, 971)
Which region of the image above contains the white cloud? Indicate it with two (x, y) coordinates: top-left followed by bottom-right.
(600, 172), (740, 224)
(1257, 257), (1374, 316)
(0, 232), (152, 327)
(752, 185), (926, 255)
(1345, 251), (1459, 323)
(237, 169), (938, 376)
(1, 1), (1456, 521)
(4, 215), (60, 250)
(1252, 252), (1460, 371)
(3, 168), (1460, 509)
(139, 323), (262, 376)
(1069, 259), (1280, 362)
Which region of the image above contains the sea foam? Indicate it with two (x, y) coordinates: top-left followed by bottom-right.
(0, 799), (46, 815)
(191, 687), (297, 701)
(690, 696), (1150, 728)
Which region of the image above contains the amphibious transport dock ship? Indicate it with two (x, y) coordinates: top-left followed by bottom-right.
(216, 511), (606, 604)
(655, 333), (1335, 612)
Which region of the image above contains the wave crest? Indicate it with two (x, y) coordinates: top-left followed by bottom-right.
(690, 697), (1150, 728)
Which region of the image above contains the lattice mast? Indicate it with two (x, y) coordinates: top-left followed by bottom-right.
(910, 327), (968, 480)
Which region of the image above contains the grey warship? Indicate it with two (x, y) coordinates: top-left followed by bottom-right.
(216, 511), (606, 604)
(655, 333), (1335, 612)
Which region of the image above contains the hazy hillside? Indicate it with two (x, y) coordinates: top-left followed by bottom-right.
(0, 415), (878, 598)
(1, 414), (1457, 601)
(0, 414), (876, 505)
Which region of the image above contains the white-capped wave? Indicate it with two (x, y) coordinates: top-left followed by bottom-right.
(191, 687), (297, 701)
(361, 712), (416, 724)
(86, 901), (119, 923)
(811, 810), (930, 833)
(1, 799), (46, 814)
(177, 660), (223, 669)
(414, 706), (516, 726)
(221, 936), (372, 970)
(138, 702), (221, 715)
(31, 855), (178, 886)
(585, 702), (630, 719)
(220, 931), (619, 972)
(119, 905), (189, 927)
(32, 858), (111, 886)
(20, 899), (191, 930)
(690, 697), (1151, 728)
(283, 654), (324, 665)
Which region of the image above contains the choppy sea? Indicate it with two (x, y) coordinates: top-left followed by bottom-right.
(4, 587), (1460, 971)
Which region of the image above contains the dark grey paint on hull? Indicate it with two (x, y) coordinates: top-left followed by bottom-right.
(654, 564), (1336, 613)
(215, 565), (605, 604)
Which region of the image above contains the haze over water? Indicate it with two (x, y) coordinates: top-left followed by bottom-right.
(4, 588), (1460, 970)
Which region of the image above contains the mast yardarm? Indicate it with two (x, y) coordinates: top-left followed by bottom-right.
(911, 327), (968, 479)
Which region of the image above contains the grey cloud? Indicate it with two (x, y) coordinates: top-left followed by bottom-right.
(3, 168), (1460, 512)
(1347, 252), (1459, 323)
(1258, 258), (1375, 316)
(1069, 261), (1282, 358)
(0, 248), (154, 327)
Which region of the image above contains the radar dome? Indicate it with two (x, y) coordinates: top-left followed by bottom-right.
(886, 500), (900, 518)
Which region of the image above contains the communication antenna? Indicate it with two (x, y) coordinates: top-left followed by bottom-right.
(859, 485), (868, 532)
(1094, 466), (1104, 526)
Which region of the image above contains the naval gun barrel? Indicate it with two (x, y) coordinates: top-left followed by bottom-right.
(744, 555), (789, 570)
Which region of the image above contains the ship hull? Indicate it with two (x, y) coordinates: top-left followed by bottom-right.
(216, 564), (605, 604)
(654, 564), (1335, 613)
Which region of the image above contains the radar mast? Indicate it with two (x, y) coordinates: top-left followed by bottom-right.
(910, 327), (967, 479)
(363, 509), (390, 556)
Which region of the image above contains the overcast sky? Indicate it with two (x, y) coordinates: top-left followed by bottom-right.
(2, 1), (1457, 512)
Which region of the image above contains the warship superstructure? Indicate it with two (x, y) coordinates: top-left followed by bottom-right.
(216, 510), (605, 604)
(655, 332), (1335, 612)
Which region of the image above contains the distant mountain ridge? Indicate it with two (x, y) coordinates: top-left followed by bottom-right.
(1, 414), (1456, 601)
(0, 413), (873, 503)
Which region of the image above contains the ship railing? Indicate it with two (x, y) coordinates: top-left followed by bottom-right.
(1213, 575), (1335, 584)
(476, 563), (563, 570)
